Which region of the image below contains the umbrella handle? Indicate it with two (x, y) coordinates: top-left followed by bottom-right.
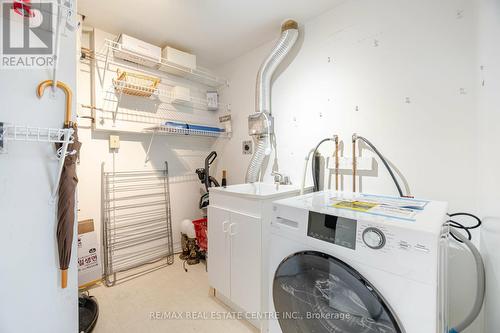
(37, 80), (73, 127)
(61, 269), (68, 289)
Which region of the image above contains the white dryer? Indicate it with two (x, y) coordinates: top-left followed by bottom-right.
(268, 191), (449, 333)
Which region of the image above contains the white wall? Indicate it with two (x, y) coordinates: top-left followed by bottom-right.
(477, 0), (500, 217)
(216, 0), (479, 212)
(215, 0), (485, 332)
(477, 0), (500, 331)
(77, 28), (227, 260)
(0, 11), (78, 333)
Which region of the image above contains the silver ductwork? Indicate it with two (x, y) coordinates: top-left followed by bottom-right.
(245, 20), (299, 183)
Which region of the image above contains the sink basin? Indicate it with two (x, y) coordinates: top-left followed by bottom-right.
(209, 182), (301, 199)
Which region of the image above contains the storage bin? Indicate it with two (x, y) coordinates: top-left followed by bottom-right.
(114, 34), (161, 68)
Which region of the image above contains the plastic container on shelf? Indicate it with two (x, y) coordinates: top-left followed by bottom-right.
(114, 34), (162, 68)
(162, 46), (197, 70)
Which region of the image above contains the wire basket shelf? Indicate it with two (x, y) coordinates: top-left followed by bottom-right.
(112, 70), (161, 98)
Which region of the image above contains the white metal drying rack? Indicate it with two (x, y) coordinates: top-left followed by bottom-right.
(0, 123), (75, 201)
(99, 39), (228, 88)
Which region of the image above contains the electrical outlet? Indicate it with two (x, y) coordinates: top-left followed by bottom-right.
(242, 140), (252, 155)
(109, 135), (120, 149)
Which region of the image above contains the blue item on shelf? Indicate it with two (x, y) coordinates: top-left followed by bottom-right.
(165, 121), (188, 129)
(188, 124), (223, 132)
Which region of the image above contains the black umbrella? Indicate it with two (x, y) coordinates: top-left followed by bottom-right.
(38, 80), (81, 288)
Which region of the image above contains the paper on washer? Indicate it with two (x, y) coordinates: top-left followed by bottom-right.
(329, 195), (425, 221)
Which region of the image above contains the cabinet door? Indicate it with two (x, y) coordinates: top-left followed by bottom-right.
(229, 211), (261, 314)
(208, 206), (231, 297)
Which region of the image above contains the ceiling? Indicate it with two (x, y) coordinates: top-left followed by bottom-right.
(78, 0), (344, 68)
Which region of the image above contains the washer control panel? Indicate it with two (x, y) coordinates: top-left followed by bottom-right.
(307, 211), (357, 250)
(362, 227), (386, 249)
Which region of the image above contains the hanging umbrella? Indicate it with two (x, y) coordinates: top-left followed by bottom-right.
(37, 80), (81, 288)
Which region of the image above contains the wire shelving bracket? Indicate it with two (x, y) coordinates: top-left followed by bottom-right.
(0, 122), (75, 202)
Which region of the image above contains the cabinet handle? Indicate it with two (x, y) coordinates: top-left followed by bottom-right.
(222, 221), (230, 233)
(229, 223), (237, 236)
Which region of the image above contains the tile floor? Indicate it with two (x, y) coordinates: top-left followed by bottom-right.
(89, 256), (258, 333)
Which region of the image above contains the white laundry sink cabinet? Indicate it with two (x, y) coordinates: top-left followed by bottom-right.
(207, 183), (302, 329)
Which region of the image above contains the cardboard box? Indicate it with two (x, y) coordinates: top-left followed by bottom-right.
(77, 219), (102, 287)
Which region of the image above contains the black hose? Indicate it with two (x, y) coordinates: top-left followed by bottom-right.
(356, 136), (404, 197)
(311, 138), (335, 192)
(446, 213), (482, 242)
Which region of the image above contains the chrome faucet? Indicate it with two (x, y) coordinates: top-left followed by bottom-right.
(272, 171), (291, 186)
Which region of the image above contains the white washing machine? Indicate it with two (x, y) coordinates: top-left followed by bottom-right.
(268, 191), (449, 333)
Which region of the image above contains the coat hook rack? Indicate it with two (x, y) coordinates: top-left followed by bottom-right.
(0, 122), (74, 200)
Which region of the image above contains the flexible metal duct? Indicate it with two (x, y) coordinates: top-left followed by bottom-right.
(245, 20), (299, 183)
(256, 19), (299, 114)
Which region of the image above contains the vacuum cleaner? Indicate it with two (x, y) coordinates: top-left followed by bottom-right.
(196, 151), (220, 209)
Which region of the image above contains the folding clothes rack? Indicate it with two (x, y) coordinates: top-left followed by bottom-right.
(102, 162), (174, 286)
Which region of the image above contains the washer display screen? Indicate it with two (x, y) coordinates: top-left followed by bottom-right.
(307, 211), (357, 249)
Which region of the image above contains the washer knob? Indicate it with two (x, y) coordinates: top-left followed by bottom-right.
(362, 227), (386, 249)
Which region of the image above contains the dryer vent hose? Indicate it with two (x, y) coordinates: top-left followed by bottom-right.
(245, 137), (268, 183)
(246, 20), (299, 183)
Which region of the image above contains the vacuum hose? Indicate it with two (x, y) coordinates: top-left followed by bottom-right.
(449, 230), (486, 333)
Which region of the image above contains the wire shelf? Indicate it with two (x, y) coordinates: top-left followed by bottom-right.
(106, 81), (210, 108)
(144, 125), (231, 138)
(0, 123), (74, 145)
(102, 39), (227, 88)
(0, 122), (75, 201)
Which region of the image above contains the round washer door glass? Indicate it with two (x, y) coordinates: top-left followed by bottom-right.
(273, 251), (403, 333)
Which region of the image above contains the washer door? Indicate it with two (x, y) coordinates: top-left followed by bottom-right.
(273, 251), (403, 333)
